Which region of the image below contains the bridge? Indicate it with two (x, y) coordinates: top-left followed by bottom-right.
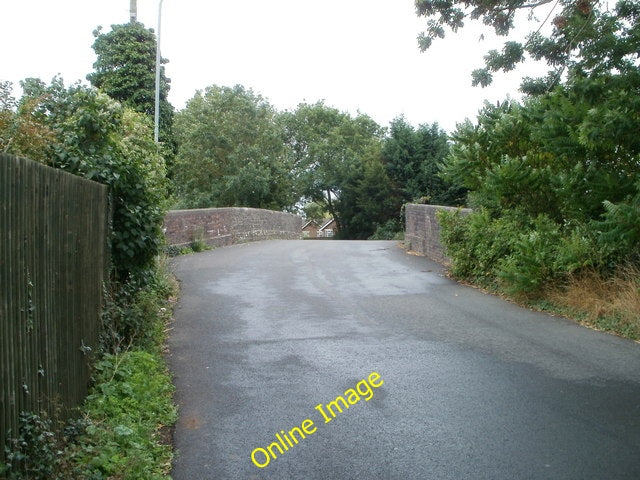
(168, 239), (640, 479)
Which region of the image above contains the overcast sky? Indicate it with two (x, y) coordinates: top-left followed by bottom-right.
(1, 0), (550, 132)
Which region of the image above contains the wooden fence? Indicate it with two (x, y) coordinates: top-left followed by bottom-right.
(0, 154), (110, 458)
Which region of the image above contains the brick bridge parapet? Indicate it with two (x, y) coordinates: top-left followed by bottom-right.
(404, 204), (472, 264)
(164, 207), (303, 247)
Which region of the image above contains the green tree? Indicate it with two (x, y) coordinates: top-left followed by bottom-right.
(16, 78), (169, 283)
(446, 78), (640, 222)
(440, 70), (640, 295)
(415, 0), (640, 92)
(280, 102), (384, 231)
(418, 0), (640, 300)
(87, 22), (174, 145)
(301, 201), (328, 222)
(338, 144), (400, 239)
(382, 117), (466, 206)
(173, 85), (294, 210)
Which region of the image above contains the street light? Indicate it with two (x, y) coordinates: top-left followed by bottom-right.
(154, 0), (164, 143)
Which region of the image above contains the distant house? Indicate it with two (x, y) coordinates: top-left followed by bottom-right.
(317, 218), (338, 238)
(302, 219), (321, 238)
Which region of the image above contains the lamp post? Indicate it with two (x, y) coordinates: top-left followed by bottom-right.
(154, 0), (164, 143)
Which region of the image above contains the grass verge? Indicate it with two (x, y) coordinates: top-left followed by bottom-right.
(540, 266), (640, 340)
(63, 349), (177, 479)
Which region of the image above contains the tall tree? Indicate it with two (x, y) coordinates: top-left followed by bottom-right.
(280, 102), (384, 230)
(382, 117), (466, 206)
(337, 144), (400, 239)
(173, 85), (294, 210)
(87, 22), (174, 144)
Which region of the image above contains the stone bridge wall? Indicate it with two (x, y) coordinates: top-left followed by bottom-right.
(405, 204), (472, 264)
(164, 207), (303, 247)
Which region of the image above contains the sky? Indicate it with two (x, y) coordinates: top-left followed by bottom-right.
(1, 0), (551, 133)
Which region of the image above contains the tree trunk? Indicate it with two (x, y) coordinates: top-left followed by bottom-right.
(325, 189), (342, 231)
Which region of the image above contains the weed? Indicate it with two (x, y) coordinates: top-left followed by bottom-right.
(100, 256), (178, 354)
(66, 350), (177, 479)
(2, 413), (60, 479)
(164, 244), (186, 257)
(547, 266), (640, 339)
(189, 238), (209, 252)
(189, 227), (210, 253)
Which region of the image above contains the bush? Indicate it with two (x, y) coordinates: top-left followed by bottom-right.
(496, 215), (562, 296)
(15, 79), (170, 285)
(497, 216), (603, 298)
(101, 258), (177, 353)
(438, 208), (526, 286)
(439, 208), (601, 298)
(595, 180), (640, 266)
(369, 219), (403, 240)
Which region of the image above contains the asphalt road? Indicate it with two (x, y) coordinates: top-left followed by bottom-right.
(168, 240), (640, 480)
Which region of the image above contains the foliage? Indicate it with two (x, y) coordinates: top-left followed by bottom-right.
(369, 219), (405, 240)
(438, 208), (599, 298)
(417, 0), (639, 325)
(280, 101), (385, 234)
(0, 81), (55, 162)
(445, 75), (640, 217)
(301, 201), (328, 223)
(1, 413), (59, 479)
(439, 69), (639, 296)
(101, 256), (177, 354)
(438, 208), (525, 285)
(87, 22), (174, 147)
(336, 144), (400, 238)
(382, 117), (466, 206)
(415, 0), (640, 93)
(9, 78), (170, 283)
(66, 350), (177, 479)
(595, 181), (640, 265)
(70, 260), (177, 478)
(173, 85), (294, 210)
(2, 260), (178, 479)
(496, 215), (596, 296)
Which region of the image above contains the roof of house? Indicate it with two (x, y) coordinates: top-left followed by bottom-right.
(318, 218), (336, 231)
(302, 219), (320, 230)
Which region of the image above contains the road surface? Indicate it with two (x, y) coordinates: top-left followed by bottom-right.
(168, 240), (640, 479)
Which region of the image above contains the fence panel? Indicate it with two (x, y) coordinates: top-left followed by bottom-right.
(0, 154), (109, 459)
